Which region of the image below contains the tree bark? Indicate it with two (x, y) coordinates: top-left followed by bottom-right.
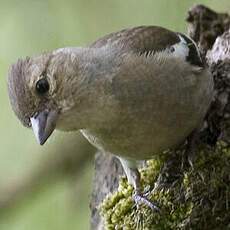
(90, 5), (230, 230)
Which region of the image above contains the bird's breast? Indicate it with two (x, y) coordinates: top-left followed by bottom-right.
(80, 56), (213, 160)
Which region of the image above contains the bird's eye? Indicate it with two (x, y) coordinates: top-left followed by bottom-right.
(35, 78), (49, 95)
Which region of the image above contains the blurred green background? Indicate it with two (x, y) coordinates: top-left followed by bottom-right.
(0, 0), (229, 229)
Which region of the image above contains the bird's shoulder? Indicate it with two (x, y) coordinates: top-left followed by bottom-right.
(90, 26), (203, 67)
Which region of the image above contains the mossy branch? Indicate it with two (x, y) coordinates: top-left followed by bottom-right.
(100, 142), (230, 229)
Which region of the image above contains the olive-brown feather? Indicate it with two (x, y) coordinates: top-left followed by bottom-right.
(7, 57), (34, 127)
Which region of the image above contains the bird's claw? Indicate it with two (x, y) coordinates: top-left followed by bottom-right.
(133, 192), (160, 212)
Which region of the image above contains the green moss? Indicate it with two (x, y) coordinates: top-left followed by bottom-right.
(100, 142), (230, 229)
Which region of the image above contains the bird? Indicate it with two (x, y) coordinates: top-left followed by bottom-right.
(7, 26), (213, 210)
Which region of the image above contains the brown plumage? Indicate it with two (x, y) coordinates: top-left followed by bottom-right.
(90, 26), (180, 52)
(7, 26), (214, 210)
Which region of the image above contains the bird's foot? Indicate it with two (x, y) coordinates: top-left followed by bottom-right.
(118, 158), (160, 212)
(133, 191), (160, 212)
(182, 129), (199, 170)
(182, 147), (195, 170)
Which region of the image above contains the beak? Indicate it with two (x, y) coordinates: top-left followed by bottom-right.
(30, 110), (58, 145)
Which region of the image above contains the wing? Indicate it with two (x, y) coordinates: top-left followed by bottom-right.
(90, 26), (203, 67)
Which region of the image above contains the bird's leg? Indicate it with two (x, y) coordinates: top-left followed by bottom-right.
(119, 158), (160, 211)
(182, 129), (199, 170)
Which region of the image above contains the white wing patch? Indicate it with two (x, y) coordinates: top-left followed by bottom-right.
(170, 34), (189, 60)
(151, 33), (203, 67)
(147, 35), (190, 64)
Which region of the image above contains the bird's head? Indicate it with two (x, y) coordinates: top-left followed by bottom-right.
(7, 51), (84, 145)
